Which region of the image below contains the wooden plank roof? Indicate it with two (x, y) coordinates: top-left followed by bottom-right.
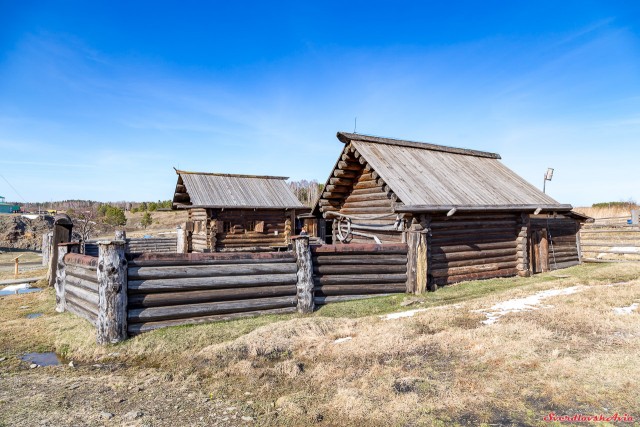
(335, 132), (571, 212)
(173, 169), (304, 209)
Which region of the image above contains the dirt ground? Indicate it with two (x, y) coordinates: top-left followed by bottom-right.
(1, 263), (639, 426)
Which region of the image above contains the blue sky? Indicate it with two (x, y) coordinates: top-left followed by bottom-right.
(0, 1), (639, 206)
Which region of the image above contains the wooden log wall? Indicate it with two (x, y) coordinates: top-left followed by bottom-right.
(189, 208), (210, 252)
(212, 209), (290, 251)
(311, 243), (408, 305)
(63, 253), (100, 325)
(319, 144), (404, 244)
(85, 238), (178, 256)
(530, 215), (581, 269)
(126, 252), (298, 334)
(579, 224), (640, 262)
(429, 214), (520, 286)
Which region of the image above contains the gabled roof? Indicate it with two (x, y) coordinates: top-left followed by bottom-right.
(320, 132), (572, 213)
(173, 169), (304, 209)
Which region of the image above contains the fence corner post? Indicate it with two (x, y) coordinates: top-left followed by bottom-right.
(55, 244), (68, 312)
(176, 225), (186, 253)
(293, 236), (314, 313)
(97, 240), (128, 345)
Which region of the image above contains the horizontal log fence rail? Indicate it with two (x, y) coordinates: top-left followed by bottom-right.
(579, 224), (640, 262)
(310, 243), (408, 305)
(84, 237), (178, 256)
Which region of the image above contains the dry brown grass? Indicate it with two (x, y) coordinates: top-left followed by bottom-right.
(574, 205), (634, 220)
(1, 262), (639, 426)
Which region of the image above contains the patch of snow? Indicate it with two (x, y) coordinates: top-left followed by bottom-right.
(613, 303), (639, 315)
(610, 246), (640, 253)
(2, 283), (32, 292)
(333, 337), (352, 344)
(476, 286), (585, 325)
(381, 308), (429, 320)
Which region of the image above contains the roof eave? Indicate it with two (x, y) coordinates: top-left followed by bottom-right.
(394, 204), (574, 214)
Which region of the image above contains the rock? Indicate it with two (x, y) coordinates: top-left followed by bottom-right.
(19, 306), (30, 309)
(68, 361), (75, 368)
(0, 357), (6, 362)
(99, 412), (114, 420)
(241, 416), (254, 422)
(29, 363), (38, 369)
(123, 410), (143, 421)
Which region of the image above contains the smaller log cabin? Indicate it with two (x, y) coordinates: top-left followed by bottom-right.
(172, 170), (306, 252)
(313, 132), (591, 288)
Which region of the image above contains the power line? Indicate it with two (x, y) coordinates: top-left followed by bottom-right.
(0, 174), (28, 203)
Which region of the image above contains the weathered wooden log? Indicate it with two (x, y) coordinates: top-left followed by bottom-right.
(42, 232), (52, 266)
(342, 200), (391, 209)
(406, 219), (427, 294)
(430, 234), (518, 246)
(129, 295), (297, 322)
(431, 248), (517, 262)
(311, 244), (407, 254)
(293, 236), (314, 313)
(129, 262), (297, 280)
(431, 254), (517, 269)
(129, 273), (298, 293)
(66, 297), (98, 325)
(337, 161), (361, 171)
(115, 230), (127, 241)
(55, 245), (68, 312)
(315, 284), (406, 295)
(431, 241), (518, 253)
(96, 241), (128, 345)
(351, 187), (389, 196)
(128, 285), (295, 308)
(325, 185), (351, 193)
(353, 180), (381, 190)
(340, 207), (394, 215)
(65, 282), (100, 307)
(333, 169), (360, 179)
(431, 261), (518, 278)
(430, 220), (518, 229)
(66, 274), (99, 293)
(329, 177), (353, 186)
(314, 273), (407, 286)
(343, 193), (392, 203)
(313, 264), (406, 275)
(127, 306), (297, 335)
(312, 254), (407, 265)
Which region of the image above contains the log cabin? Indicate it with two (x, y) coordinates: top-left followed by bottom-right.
(172, 170), (306, 252)
(313, 132), (591, 288)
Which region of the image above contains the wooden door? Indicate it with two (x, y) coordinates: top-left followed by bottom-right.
(529, 229), (549, 274)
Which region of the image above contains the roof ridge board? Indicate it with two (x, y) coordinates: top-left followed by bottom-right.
(174, 169), (289, 180)
(337, 132), (501, 159)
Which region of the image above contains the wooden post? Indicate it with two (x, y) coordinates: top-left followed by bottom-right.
(176, 225), (186, 253)
(576, 223), (583, 264)
(632, 210), (639, 225)
(54, 242), (80, 313)
(97, 241), (128, 344)
(293, 236), (314, 313)
(540, 228), (549, 272)
(406, 217), (428, 294)
(115, 230), (127, 240)
(14, 257), (19, 277)
(42, 232), (52, 267)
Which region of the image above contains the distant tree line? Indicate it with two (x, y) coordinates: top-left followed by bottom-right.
(592, 200), (638, 209)
(288, 180), (324, 207)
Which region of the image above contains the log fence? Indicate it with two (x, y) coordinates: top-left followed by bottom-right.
(56, 239), (409, 344)
(579, 224), (640, 262)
